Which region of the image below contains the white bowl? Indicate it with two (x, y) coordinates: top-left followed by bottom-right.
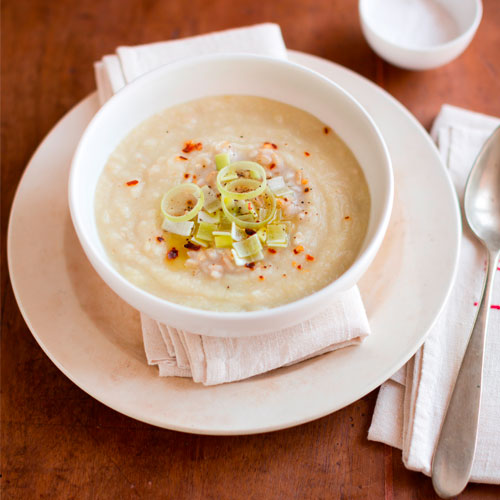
(69, 54), (393, 337)
(359, 0), (482, 70)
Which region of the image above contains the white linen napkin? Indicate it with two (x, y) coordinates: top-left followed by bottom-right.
(368, 105), (500, 484)
(94, 23), (287, 105)
(94, 24), (371, 386)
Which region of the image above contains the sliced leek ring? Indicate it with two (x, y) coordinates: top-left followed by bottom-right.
(221, 188), (276, 229)
(216, 161), (266, 200)
(161, 183), (204, 222)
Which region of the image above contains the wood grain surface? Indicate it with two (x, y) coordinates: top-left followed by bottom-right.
(2, 1), (500, 498)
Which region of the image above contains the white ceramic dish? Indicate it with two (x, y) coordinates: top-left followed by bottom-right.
(7, 51), (461, 435)
(69, 53), (393, 337)
(359, 0), (482, 70)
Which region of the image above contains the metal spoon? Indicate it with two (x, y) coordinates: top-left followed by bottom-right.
(432, 126), (500, 498)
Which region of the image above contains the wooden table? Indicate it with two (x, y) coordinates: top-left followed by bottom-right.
(2, 1), (500, 498)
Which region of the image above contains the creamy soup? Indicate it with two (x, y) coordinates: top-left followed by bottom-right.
(95, 96), (370, 311)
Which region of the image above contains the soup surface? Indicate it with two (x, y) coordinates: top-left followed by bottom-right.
(95, 96), (370, 311)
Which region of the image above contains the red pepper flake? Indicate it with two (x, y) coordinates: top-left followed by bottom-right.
(245, 229), (256, 236)
(297, 264), (303, 270)
(282, 273), (287, 277)
(301, 178), (309, 185)
(183, 173), (190, 179)
(304, 187), (310, 193)
(304, 151), (310, 157)
(176, 155), (188, 161)
(156, 236), (164, 243)
(263, 142), (278, 150)
(344, 215), (351, 220)
(323, 126), (330, 135)
(269, 163), (276, 170)
(192, 174), (197, 180)
(306, 254), (315, 262)
(184, 241), (201, 251)
(126, 180), (139, 186)
(245, 262), (256, 270)
(292, 261), (298, 268)
(182, 140), (203, 153)
(268, 248), (277, 254)
(258, 275), (265, 281)
(293, 245), (304, 255)
(167, 247), (179, 260)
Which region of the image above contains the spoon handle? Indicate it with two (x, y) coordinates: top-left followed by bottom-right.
(432, 249), (498, 498)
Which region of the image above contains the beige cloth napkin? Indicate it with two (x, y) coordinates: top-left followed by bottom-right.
(94, 24), (371, 385)
(94, 23), (287, 104)
(368, 105), (500, 485)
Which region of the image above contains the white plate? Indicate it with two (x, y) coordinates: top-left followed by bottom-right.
(7, 51), (460, 435)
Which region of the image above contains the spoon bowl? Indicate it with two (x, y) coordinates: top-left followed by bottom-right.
(464, 127), (500, 249)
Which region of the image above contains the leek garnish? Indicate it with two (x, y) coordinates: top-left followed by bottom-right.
(231, 222), (246, 242)
(267, 241), (289, 248)
(231, 249), (247, 266)
(267, 223), (289, 248)
(215, 152), (230, 171)
(214, 233), (233, 248)
(221, 172), (238, 183)
(196, 222), (217, 242)
(231, 249), (265, 266)
(198, 210), (220, 224)
(161, 183), (204, 222)
(216, 161), (266, 200)
(267, 224), (288, 242)
(219, 213), (232, 230)
(160, 151), (299, 264)
(221, 188), (276, 230)
(201, 185), (221, 213)
(161, 219), (194, 237)
(233, 234), (262, 258)
(267, 176), (294, 197)
(238, 214), (256, 223)
(213, 230), (232, 248)
(251, 250), (265, 262)
(257, 227), (267, 243)
(190, 236), (208, 248)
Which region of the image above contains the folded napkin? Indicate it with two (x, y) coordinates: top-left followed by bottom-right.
(94, 23), (287, 104)
(368, 105), (500, 484)
(94, 24), (371, 385)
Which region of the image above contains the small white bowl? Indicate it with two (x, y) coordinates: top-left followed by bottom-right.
(69, 54), (393, 337)
(359, 0), (482, 70)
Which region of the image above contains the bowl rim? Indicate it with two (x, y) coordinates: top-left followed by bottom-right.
(69, 52), (393, 321)
(359, 0), (483, 54)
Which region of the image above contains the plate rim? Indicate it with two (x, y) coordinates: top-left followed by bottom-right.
(7, 51), (461, 435)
